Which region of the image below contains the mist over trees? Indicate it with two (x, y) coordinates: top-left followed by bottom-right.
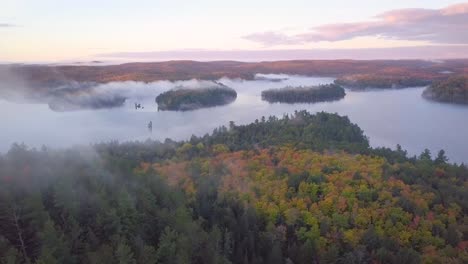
(0, 111), (467, 263)
(334, 74), (431, 89)
(0, 67), (127, 112)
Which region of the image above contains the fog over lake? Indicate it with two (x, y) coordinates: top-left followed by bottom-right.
(1, 74), (467, 163)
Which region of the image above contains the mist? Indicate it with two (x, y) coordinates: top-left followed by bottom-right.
(1, 73), (468, 163)
(0, 65), (36, 102)
(0, 65), (231, 112)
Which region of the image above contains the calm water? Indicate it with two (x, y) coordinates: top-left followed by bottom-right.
(1, 74), (468, 163)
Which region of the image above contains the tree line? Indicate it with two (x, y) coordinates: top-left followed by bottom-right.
(155, 86), (237, 111)
(423, 76), (468, 105)
(261, 84), (345, 104)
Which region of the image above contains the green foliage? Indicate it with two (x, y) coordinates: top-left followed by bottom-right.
(261, 83), (345, 103)
(423, 75), (468, 104)
(196, 110), (370, 153)
(156, 86), (237, 111)
(114, 238), (136, 264)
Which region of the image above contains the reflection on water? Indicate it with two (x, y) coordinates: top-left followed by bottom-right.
(1, 74), (467, 163)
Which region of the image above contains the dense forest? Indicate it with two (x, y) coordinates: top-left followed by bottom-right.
(261, 84), (346, 104)
(422, 76), (468, 105)
(1, 111), (467, 263)
(3, 60), (466, 87)
(155, 86), (237, 111)
(334, 75), (431, 89)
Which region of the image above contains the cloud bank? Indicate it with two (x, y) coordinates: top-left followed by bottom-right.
(244, 2), (468, 46)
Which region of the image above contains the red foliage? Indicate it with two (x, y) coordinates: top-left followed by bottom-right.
(9, 59), (468, 88)
(457, 241), (468, 251)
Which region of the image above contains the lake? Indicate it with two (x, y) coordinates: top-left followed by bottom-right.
(1, 74), (467, 163)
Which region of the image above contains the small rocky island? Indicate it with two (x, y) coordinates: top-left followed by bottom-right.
(156, 85), (237, 111)
(335, 74), (431, 89)
(261, 83), (346, 104)
(423, 76), (468, 105)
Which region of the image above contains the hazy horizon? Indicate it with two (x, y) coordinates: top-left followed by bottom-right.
(3, 47), (468, 65)
(2, 1), (468, 62)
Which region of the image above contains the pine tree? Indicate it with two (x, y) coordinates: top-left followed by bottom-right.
(137, 245), (157, 264)
(37, 218), (69, 264)
(266, 241), (283, 264)
(435, 150), (448, 165)
(0, 236), (22, 264)
(156, 227), (178, 264)
(0, 193), (39, 264)
(114, 239), (136, 264)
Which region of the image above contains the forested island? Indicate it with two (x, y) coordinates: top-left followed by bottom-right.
(254, 75), (288, 82)
(155, 86), (237, 111)
(1, 111), (467, 263)
(335, 74), (431, 89)
(48, 94), (126, 112)
(423, 76), (468, 105)
(261, 84), (346, 103)
(46, 83), (128, 112)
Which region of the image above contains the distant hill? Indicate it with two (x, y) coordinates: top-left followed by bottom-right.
(4, 59), (468, 89)
(423, 76), (468, 104)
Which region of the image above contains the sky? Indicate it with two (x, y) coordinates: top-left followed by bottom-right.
(1, 0), (468, 62)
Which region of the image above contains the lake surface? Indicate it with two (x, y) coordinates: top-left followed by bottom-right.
(1, 74), (468, 163)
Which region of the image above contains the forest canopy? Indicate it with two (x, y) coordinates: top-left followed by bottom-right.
(0, 111), (467, 264)
(335, 74), (431, 89)
(261, 84), (345, 104)
(423, 76), (468, 105)
(155, 85), (237, 111)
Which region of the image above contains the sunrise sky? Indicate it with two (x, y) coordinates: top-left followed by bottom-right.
(1, 0), (468, 62)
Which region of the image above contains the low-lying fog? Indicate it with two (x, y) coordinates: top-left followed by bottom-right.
(1, 74), (468, 163)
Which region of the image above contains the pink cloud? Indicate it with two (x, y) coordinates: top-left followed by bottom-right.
(442, 3), (468, 15)
(243, 2), (468, 45)
(243, 31), (302, 46)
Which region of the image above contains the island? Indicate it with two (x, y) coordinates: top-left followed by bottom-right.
(422, 76), (468, 104)
(335, 74), (431, 89)
(155, 85), (237, 111)
(46, 84), (127, 111)
(48, 94), (126, 112)
(254, 75), (288, 82)
(261, 83), (346, 103)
